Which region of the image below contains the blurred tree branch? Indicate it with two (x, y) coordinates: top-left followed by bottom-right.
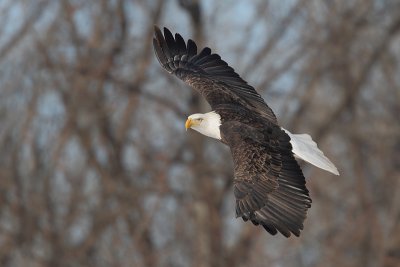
(0, 0), (399, 266)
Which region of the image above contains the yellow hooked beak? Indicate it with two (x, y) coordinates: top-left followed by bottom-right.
(185, 118), (193, 131)
(185, 118), (200, 130)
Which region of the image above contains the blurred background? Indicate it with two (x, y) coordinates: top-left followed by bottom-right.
(0, 0), (399, 266)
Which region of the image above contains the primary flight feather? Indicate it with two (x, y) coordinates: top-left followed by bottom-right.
(153, 26), (339, 237)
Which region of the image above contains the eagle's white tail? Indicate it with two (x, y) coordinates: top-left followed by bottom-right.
(282, 128), (339, 175)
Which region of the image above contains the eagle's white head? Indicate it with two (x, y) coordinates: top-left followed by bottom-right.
(185, 111), (221, 140)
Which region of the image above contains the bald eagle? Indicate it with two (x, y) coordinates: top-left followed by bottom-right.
(153, 26), (339, 237)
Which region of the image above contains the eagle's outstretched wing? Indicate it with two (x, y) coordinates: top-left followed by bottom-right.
(153, 26), (277, 124)
(221, 121), (312, 237)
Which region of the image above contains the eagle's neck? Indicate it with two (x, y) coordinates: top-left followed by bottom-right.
(192, 111), (222, 140)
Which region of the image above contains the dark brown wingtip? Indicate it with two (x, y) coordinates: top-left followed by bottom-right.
(153, 25), (164, 43)
(153, 26), (171, 71)
(163, 27), (173, 38)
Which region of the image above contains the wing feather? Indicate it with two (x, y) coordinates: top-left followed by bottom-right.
(190, 47), (212, 64)
(187, 39), (198, 56)
(153, 26), (277, 123)
(174, 33), (187, 55)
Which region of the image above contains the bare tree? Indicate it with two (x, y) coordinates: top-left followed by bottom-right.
(0, 0), (399, 266)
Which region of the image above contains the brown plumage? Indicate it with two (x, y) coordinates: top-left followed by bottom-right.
(153, 26), (312, 237)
